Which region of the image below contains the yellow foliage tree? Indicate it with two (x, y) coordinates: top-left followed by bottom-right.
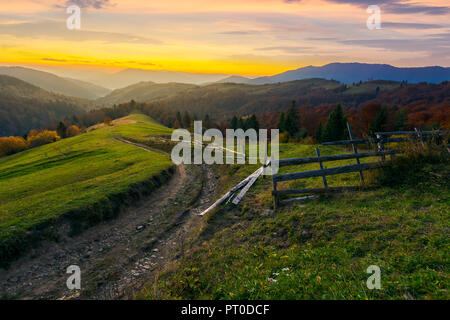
(0, 136), (28, 157)
(66, 125), (81, 137)
(104, 116), (113, 126)
(27, 130), (60, 148)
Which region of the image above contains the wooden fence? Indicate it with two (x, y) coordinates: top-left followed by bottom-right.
(271, 125), (448, 209)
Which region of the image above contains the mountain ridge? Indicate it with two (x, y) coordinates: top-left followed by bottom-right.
(0, 66), (111, 99)
(248, 63), (450, 84)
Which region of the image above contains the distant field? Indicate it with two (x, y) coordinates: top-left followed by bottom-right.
(0, 113), (174, 265)
(343, 81), (400, 95)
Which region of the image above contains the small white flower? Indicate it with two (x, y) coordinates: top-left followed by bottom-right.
(267, 278), (278, 283)
(282, 268), (290, 272)
(273, 273), (280, 276)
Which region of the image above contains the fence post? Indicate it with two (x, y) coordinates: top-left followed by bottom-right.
(347, 122), (364, 184)
(271, 155), (278, 209)
(263, 151), (267, 179)
(376, 134), (386, 162)
(315, 147), (328, 188)
(415, 128), (425, 147)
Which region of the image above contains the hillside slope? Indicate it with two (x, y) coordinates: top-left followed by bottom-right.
(96, 81), (197, 106)
(0, 113), (173, 266)
(0, 75), (91, 136)
(148, 79), (342, 119)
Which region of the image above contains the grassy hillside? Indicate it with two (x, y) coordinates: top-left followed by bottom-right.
(139, 143), (449, 300)
(0, 114), (173, 266)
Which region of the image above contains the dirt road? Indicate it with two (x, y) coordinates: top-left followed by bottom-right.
(0, 142), (219, 300)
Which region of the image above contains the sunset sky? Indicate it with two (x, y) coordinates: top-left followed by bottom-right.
(0, 0), (449, 76)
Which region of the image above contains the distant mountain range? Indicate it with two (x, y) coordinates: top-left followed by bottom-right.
(0, 66), (110, 99)
(227, 63), (450, 85)
(87, 68), (229, 89)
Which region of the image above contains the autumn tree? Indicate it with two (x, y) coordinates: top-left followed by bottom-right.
(66, 125), (81, 137)
(27, 130), (60, 148)
(104, 116), (113, 126)
(0, 136), (28, 157)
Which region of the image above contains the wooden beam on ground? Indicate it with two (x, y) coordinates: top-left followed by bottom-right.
(232, 167), (263, 205)
(199, 166), (264, 216)
(281, 195), (319, 203)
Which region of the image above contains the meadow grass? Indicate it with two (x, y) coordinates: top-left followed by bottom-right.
(0, 113), (174, 266)
(139, 142), (449, 300)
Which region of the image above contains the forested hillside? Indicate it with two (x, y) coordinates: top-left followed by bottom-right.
(96, 81), (197, 106)
(76, 79), (448, 138)
(0, 75), (90, 136)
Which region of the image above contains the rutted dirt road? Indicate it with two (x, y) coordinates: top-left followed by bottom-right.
(0, 141), (219, 300)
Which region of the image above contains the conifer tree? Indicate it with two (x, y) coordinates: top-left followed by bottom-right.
(322, 105), (347, 142)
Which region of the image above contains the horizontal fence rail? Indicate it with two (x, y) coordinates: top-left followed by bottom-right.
(272, 125), (447, 209)
(374, 130), (448, 136)
(322, 137), (408, 146)
(278, 150), (399, 167)
(273, 186), (361, 195)
(273, 162), (381, 182)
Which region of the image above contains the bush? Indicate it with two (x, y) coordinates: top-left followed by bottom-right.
(104, 116), (113, 126)
(370, 138), (449, 187)
(0, 136), (28, 157)
(27, 130), (60, 148)
(66, 125), (81, 137)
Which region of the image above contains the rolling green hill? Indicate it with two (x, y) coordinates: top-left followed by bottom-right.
(0, 113), (174, 266)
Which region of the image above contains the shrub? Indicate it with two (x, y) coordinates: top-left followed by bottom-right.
(0, 136), (28, 157)
(369, 137), (449, 187)
(27, 130), (60, 148)
(104, 116), (113, 126)
(66, 125), (81, 137)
